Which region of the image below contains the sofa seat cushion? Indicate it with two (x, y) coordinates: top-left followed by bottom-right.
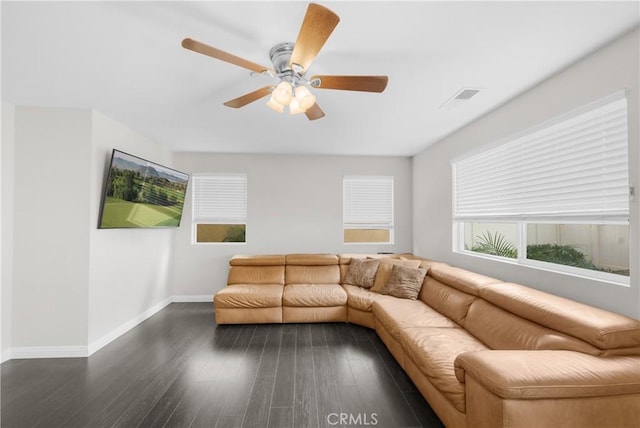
(343, 284), (393, 312)
(214, 284), (283, 309)
(373, 299), (458, 337)
(399, 327), (489, 412)
(283, 284), (347, 307)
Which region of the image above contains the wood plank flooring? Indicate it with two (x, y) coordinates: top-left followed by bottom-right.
(1, 303), (444, 428)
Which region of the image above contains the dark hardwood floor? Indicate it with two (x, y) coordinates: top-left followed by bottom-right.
(1, 303), (444, 428)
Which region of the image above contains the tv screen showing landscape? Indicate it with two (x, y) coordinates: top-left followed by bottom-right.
(99, 150), (189, 229)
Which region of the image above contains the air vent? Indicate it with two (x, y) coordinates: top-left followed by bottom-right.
(440, 87), (483, 109)
(454, 88), (481, 100)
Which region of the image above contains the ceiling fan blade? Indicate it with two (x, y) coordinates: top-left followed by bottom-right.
(289, 3), (340, 74)
(310, 75), (389, 93)
(305, 102), (325, 121)
(223, 86), (273, 108)
(182, 38), (269, 74)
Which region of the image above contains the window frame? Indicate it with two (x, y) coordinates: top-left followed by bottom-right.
(451, 91), (630, 286)
(454, 220), (630, 286)
(191, 173), (247, 245)
(343, 175), (395, 245)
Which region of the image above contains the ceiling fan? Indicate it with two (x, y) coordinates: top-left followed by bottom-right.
(181, 3), (388, 121)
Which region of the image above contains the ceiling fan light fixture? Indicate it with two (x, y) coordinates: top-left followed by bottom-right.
(266, 94), (285, 112)
(295, 85), (316, 110)
(273, 81), (293, 105)
(288, 97), (305, 115)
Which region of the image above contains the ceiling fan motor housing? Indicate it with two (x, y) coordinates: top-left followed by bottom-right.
(269, 42), (312, 92)
(269, 42), (296, 74)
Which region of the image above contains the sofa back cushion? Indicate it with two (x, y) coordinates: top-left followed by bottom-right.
(227, 265), (285, 285)
(480, 282), (640, 354)
(230, 254), (286, 266)
(428, 264), (502, 296)
(286, 253), (339, 266)
(286, 265), (341, 285)
(338, 253), (385, 265)
(284, 253), (341, 285)
(419, 277), (476, 326)
(465, 299), (602, 355)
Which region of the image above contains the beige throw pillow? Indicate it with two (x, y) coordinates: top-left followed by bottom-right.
(343, 258), (380, 289)
(380, 264), (428, 300)
(371, 258), (422, 293)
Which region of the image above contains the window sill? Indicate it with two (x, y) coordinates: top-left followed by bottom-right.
(344, 242), (395, 245)
(454, 249), (630, 288)
(192, 242), (247, 245)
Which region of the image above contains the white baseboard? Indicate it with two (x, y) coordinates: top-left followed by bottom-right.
(3, 296), (210, 362)
(87, 296), (173, 356)
(172, 295), (213, 302)
(10, 345), (88, 360)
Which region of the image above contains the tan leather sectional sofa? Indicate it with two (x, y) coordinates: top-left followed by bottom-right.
(213, 253), (640, 428)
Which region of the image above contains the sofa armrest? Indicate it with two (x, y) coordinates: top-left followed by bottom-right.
(454, 350), (640, 399)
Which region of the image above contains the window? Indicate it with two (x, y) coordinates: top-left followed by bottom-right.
(343, 176), (394, 244)
(452, 92), (629, 283)
(192, 174), (247, 243)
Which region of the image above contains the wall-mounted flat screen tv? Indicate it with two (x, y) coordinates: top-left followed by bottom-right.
(98, 149), (190, 229)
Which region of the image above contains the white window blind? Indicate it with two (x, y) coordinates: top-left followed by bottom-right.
(192, 174), (247, 224)
(343, 176), (394, 229)
(453, 93), (629, 222)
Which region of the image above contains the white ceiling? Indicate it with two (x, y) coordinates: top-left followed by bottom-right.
(2, 1), (638, 156)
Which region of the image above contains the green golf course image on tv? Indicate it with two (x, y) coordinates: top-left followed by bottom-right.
(99, 150), (189, 229)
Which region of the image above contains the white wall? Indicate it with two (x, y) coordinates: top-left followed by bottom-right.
(2, 106), (177, 357)
(171, 153), (412, 297)
(88, 111), (175, 347)
(12, 107), (92, 348)
(413, 28), (640, 318)
(1, 102), (15, 361)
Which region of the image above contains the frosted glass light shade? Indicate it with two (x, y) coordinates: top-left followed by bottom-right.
(288, 98), (304, 115)
(266, 94), (284, 112)
(273, 81), (293, 105)
(295, 85), (316, 111)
